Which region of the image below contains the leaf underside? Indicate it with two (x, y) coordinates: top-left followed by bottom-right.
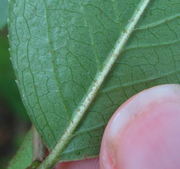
(9, 0), (180, 161)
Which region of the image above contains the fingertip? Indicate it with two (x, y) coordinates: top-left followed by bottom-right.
(100, 84), (180, 169)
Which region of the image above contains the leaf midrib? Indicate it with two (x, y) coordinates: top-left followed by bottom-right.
(37, 0), (151, 168)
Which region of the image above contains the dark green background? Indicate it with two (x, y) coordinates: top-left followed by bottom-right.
(0, 26), (30, 169)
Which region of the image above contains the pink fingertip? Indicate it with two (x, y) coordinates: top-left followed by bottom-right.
(100, 84), (180, 169)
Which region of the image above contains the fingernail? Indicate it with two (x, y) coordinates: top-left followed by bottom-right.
(100, 84), (180, 169)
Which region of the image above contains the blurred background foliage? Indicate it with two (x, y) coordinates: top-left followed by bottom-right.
(0, 0), (31, 168)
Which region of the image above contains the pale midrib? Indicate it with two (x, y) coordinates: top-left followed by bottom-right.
(37, 0), (151, 168)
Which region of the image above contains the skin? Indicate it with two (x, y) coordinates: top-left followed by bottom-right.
(55, 84), (180, 169)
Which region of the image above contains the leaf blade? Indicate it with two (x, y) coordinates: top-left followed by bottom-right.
(8, 0), (180, 166)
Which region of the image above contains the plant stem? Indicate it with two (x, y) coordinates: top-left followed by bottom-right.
(37, 0), (151, 168)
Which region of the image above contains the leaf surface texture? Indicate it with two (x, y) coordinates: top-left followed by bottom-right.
(8, 0), (180, 160)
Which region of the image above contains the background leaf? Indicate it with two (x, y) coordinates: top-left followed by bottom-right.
(0, 27), (30, 168)
(7, 128), (33, 169)
(0, 0), (8, 30)
(8, 0), (180, 161)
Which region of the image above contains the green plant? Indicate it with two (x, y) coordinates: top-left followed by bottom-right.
(2, 0), (180, 168)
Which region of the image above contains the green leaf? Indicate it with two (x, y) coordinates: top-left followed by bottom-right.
(0, 0), (8, 30)
(8, 0), (180, 165)
(7, 128), (33, 169)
